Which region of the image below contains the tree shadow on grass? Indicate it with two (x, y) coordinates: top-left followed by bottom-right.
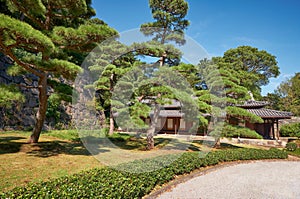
(105, 136), (173, 151)
(0, 136), (100, 157)
(25, 141), (93, 157)
(0, 136), (24, 154)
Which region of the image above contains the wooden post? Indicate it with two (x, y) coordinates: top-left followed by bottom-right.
(263, 119), (267, 138)
(175, 118), (178, 135)
(271, 119), (275, 140)
(276, 119), (279, 140)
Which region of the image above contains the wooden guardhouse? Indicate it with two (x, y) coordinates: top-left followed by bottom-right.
(236, 101), (293, 139)
(147, 100), (194, 134)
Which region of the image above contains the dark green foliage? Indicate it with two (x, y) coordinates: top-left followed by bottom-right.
(280, 123), (300, 138)
(273, 73), (300, 116)
(221, 46), (279, 98)
(0, 84), (25, 108)
(1, 148), (287, 198)
(139, 0), (189, 66)
(226, 106), (263, 123)
(195, 59), (263, 140)
(46, 94), (62, 123)
(141, 0), (189, 45)
(287, 148), (300, 157)
(222, 124), (263, 139)
(0, 0), (117, 142)
(286, 142), (297, 151)
(209, 123), (263, 140)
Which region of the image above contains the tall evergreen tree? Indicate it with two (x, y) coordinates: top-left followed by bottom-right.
(140, 0), (189, 66)
(137, 0), (190, 149)
(0, 0), (117, 142)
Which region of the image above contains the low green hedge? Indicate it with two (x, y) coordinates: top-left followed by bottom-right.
(280, 123), (300, 137)
(1, 148), (287, 198)
(286, 142), (298, 151)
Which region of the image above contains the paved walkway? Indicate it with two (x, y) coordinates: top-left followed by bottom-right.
(155, 161), (300, 199)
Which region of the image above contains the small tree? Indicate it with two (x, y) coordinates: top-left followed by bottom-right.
(89, 41), (137, 135)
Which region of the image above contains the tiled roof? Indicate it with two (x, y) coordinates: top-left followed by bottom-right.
(150, 110), (184, 117)
(246, 108), (293, 119)
(236, 100), (269, 108)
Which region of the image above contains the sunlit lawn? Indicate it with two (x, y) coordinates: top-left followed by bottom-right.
(0, 130), (101, 192)
(0, 130), (251, 192)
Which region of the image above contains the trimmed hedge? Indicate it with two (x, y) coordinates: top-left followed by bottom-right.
(1, 148), (287, 198)
(286, 142), (297, 151)
(280, 123), (300, 138)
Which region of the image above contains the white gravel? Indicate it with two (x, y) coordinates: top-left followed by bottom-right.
(156, 161), (300, 199)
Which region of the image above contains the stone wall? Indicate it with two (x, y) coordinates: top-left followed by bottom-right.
(0, 55), (71, 130)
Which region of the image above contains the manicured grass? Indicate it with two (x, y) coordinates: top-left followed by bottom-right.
(0, 130), (101, 192)
(42, 129), (80, 141)
(0, 131), (193, 191)
(0, 130), (267, 193)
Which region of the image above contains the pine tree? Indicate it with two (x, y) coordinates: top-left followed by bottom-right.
(136, 0), (190, 150)
(197, 58), (263, 147)
(0, 0), (117, 143)
(89, 40), (138, 135)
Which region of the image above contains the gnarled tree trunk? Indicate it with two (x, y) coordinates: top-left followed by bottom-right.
(109, 109), (114, 135)
(29, 74), (48, 143)
(146, 104), (160, 150)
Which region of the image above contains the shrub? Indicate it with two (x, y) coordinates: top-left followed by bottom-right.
(280, 123), (300, 137)
(214, 124), (263, 139)
(286, 142), (297, 151)
(1, 148), (287, 198)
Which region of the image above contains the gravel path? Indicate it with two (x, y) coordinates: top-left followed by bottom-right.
(155, 161), (300, 199)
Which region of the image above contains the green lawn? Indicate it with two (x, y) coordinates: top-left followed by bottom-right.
(0, 130), (260, 192)
(0, 130), (101, 191)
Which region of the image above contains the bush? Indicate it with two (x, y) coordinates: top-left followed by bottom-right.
(1, 148), (287, 198)
(214, 124), (263, 139)
(280, 123), (300, 137)
(286, 142), (297, 151)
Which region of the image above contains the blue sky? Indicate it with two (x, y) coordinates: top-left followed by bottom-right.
(92, 0), (300, 96)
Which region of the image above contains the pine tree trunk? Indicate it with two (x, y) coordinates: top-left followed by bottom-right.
(109, 73), (114, 135)
(146, 104), (160, 150)
(109, 109), (114, 135)
(147, 130), (155, 150)
(214, 137), (221, 148)
(29, 75), (48, 143)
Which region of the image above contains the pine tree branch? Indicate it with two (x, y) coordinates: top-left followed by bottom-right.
(0, 43), (43, 78)
(11, 0), (45, 30)
(17, 84), (38, 89)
